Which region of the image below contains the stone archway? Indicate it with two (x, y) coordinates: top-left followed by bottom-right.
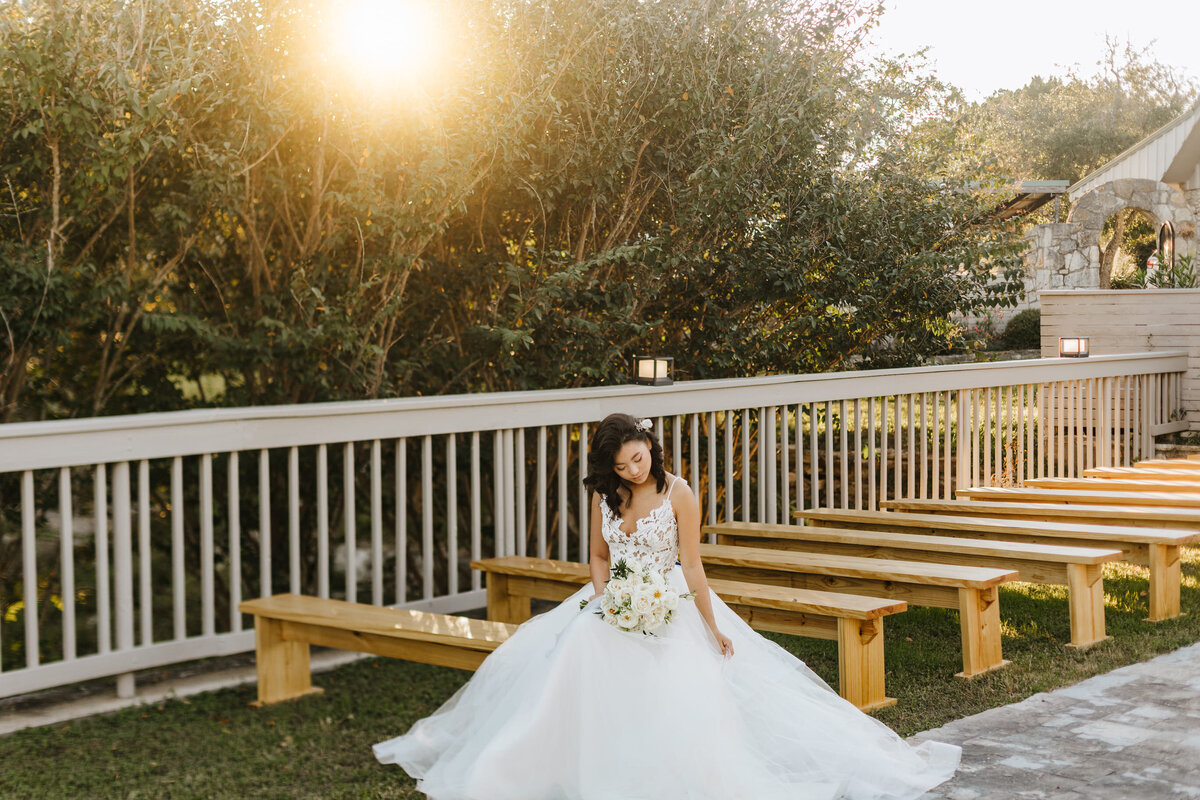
(1022, 178), (1197, 298)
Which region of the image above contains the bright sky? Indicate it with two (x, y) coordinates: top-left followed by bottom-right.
(868, 0), (1200, 100)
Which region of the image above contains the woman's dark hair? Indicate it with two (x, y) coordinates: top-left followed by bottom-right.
(583, 413), (667, 516)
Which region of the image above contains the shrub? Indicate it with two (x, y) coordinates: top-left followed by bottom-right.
(998, 308), (1041, 350)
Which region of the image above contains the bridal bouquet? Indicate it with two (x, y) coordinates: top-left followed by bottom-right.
(583, 557), (692, 635)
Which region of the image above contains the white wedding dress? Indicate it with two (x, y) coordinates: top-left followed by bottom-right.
(374, 477), (959, 800)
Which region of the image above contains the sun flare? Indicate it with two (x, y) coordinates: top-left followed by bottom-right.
(332, 0), (441, 84)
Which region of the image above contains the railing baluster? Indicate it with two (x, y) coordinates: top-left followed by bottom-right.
(200, 454), (215, 636)
(515, 428), (526, 558)
(344, 442), (356, 603)
(1013, 386), (1023, 486)
(760, 408), (771, 522)
(690, 413), (701, 506)
(906, 394), (916, 497)
(742, 409), (751, 522)
(955, 391), (967, 491)
(60, 467), (77, 659)
(824, 400), (834, 508)
(288, 446), (300, 595)
(839, 399), (848, 509)
(867, 398), (877, 510)
(919, 393), (928, 497)
(980, 387), (988, 484)
(472, 432), (482, 590)
(172, 458), (185, 636)
(257, 450), (270, 599)
(724, 411), (734, 522)
(422, 435), (434, 600)
(1078, 380), (1087, 472)
(316, 445), (329, 600)
(994, 387), (1003, 485)
(397, 438), (408, 603)
(113, 461), (134, 697)
(372, 439), (384, 605)
(880, 397), (889, 504)
(893, 397), (903, 499)
(138, 460), (152, 643)
(854, 399), (863, 509)
(943, 392), (952, 496)
(579, 423), (589, 562)
(21, 471), (38, 668)
(780, 407), (791, 522)
(557, 426), (568, 561)
(708, 412), (718, 529)
(227, 453), (242, 630)
(929, 394), (939, 499)
(537, 426), (547, 559)
(446, 435), (458, 596)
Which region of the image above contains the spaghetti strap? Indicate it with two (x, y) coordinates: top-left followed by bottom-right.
(665, 475), (683, 499)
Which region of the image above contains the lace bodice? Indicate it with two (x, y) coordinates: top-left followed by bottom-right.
(599, 477), (683, 575)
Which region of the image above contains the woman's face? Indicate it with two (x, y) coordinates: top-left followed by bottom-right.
(612, 439), (651, 486)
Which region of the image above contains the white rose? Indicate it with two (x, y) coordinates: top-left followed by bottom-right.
(631, 590), (655, 615)
(663, 590), (679, 611)
(618, 611), (639, 630)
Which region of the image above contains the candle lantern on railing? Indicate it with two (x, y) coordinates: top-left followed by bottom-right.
(631, 355), (674, 386)
(1058, 337), (1090, 358)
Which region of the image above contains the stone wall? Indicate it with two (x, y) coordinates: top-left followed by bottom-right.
(1021, 179), (1200, 305)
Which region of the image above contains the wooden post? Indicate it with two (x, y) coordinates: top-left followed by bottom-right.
(485, 573), (531, 623)
(1064, 562), (1110, 649)
(1146, 543), (1182, 621)
(837, 617), (896, 712)
(252, 616), (321, 706)
(955, 586), (1008, 678)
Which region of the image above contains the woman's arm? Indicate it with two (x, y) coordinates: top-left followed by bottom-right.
(674, 483), (734, 656)
(588, 492), (610, 599)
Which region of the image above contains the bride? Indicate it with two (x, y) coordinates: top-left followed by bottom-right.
(374, 413), (960, 799)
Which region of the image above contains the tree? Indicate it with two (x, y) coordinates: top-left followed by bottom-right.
(955, 38), (1198, 190)
(0, 0), (1023, 423)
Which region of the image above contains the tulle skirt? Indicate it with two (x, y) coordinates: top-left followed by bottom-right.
(374, 565), (959, 800)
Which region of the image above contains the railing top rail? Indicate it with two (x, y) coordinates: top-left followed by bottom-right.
(0, 351), (1186, 472)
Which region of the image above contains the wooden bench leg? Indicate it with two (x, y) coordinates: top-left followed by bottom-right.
(837, 617), (895, 713)
(252, 616), (323, 706)
(1065, 563), (1111, 649)
(1147, 544), (1182, 622)
(955, 587), (1009, 679)
(486, 573), (531, 624)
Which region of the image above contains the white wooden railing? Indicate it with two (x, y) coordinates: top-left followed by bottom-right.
(0, 352), (1186, 700)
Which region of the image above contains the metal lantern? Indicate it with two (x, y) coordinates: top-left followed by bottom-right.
(1058, 337), (1090, 358)
(632, 355), (674, 386)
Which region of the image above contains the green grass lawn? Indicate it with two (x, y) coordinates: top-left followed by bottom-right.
(2, 548), (1197, 800)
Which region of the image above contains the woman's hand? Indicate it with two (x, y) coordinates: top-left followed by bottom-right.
(714, 631), (734, 657)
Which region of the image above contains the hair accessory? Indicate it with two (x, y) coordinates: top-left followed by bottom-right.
(638, 418), (653, 431)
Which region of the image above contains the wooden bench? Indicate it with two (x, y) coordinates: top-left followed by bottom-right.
(694, 544), (1016, 679)
(956, 485), (1200, 510)
(817, 504), (1198, 621)
(239, 594), (515, 705)
(882, 497), (1200, 532)
(707, 520), (1121, 649)
(471, 556), (906, 711)
(1025, 477), (1200, 494)
(1085, 467), (1200, 481)
(1134, 459), (1200, 470)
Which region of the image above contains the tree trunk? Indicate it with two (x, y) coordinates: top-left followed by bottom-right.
(1099, 209), (1133, 289)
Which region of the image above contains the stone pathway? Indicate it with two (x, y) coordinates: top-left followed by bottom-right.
(914, 642), (1200, 799)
